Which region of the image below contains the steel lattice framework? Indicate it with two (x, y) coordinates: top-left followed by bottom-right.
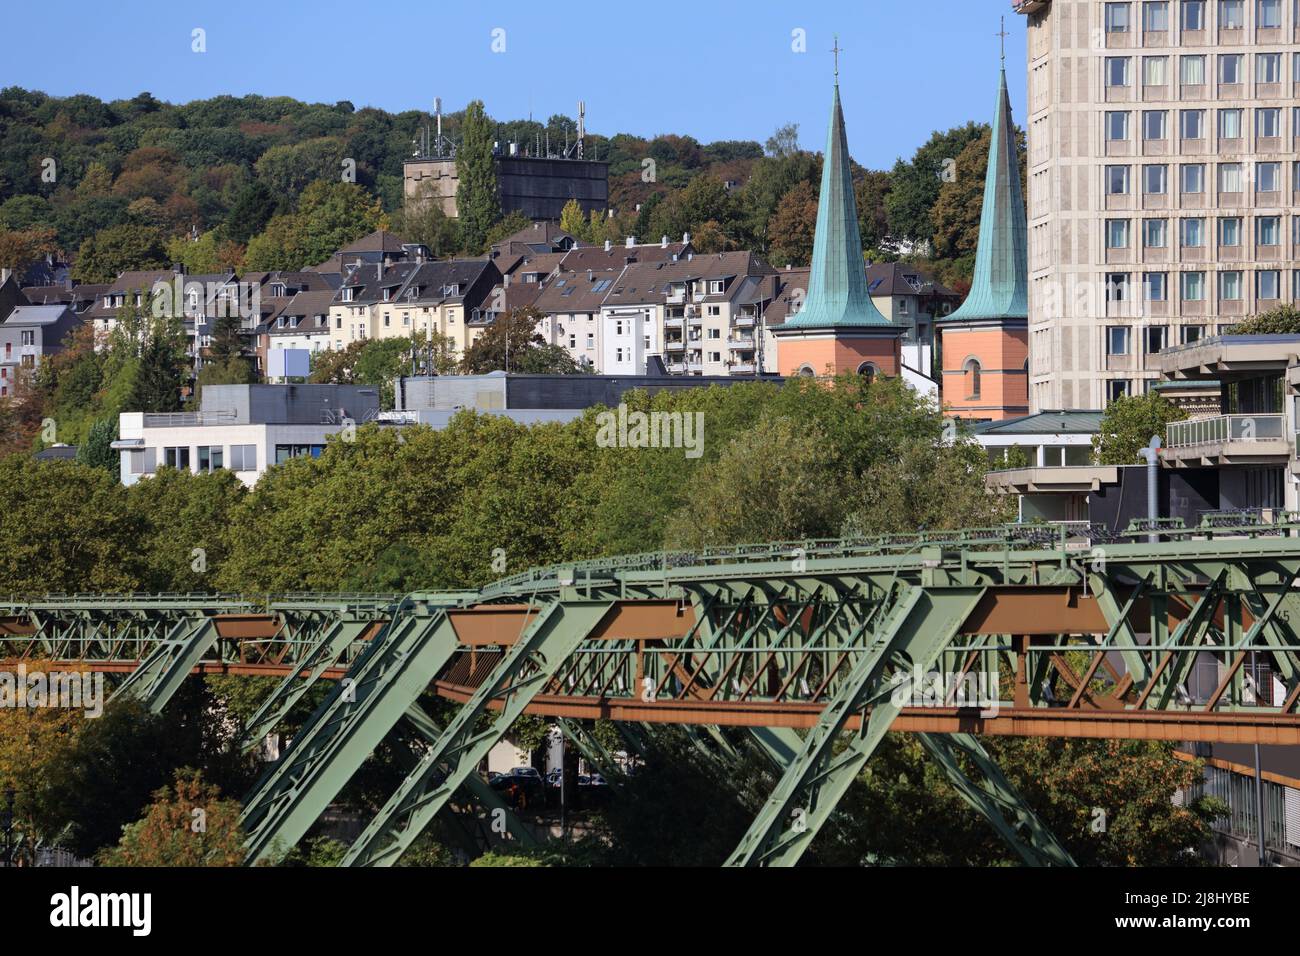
(4, 520), (1300, 866)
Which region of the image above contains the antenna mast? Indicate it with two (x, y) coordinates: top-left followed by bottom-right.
(577, 100), (586, 160)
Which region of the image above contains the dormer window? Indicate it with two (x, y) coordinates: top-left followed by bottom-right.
(271, 283), (286, 297)
(382, 288), (391, 301)
(710, 280), (725, 294)
(341, 288), (354, 302)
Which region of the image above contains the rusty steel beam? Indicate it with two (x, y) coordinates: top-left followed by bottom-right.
(431, 682), (1300, 744)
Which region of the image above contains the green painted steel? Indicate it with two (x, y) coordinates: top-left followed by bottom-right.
(915, 733), (1075, 867)
(241, 602), (463, 865)
(238, 618), (371, 750)
(399, 705), (539, 851)
(343, 600), (614, 866)
(725, 585), (988, 867)
(110, 616), (219, 713)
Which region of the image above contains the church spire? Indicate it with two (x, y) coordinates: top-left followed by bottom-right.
(781, 61), (890, 330)
(944, 65), (1029, 324)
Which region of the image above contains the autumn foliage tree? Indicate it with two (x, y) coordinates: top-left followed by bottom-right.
(99, 769), (245, 866)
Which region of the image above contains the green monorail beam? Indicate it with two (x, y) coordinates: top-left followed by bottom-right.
(238, 618), (371, 749)
(915, 733), (1075, 867)
(110, 615), (220, 713)
(725, 584), (987, 867)
(241, 602), (461, 865)
(343, 599), (614, 866)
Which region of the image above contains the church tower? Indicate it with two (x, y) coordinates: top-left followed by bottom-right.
(936, 55), (1030, 421)
(772, 42), (903, 379)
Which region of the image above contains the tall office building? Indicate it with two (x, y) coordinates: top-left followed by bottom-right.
(1015, 0), (1299, 409)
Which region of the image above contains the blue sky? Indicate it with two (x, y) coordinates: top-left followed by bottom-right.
(1, 0), (1027, 170)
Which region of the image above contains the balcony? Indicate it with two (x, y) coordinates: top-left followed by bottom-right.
(664, 339), (685, 352)
(729, 362), (755, 375)
(1164, 414), (1289, 466)
(664, 317), (683, 329)
(665, 361), (686, 374)
(733, 314), (756, 329)
(728, 336), (755, 350)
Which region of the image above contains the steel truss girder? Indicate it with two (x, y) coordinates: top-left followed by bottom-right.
(342, 599), (614, 866)
(241, 604), (461, 865)
(725, 585), (988, 867)
(914, 733), (1075, 867)
(109, 616), (220, 712)
(398, 704), (538, 852)
(238, 618), (372, 749)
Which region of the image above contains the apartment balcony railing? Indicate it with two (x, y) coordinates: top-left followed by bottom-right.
(664, 317), (684, 329)
(728, 336), (755, 350)
(142, 410), (238, 428)
(733, 314), (756, 328)
(730, 362), (755, 374)
(665, 361), (687, 374)
(664, 339), (685, 352)
(1167, 414), (1285, 448)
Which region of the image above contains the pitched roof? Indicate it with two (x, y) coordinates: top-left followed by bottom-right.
(338, 229), (411, 255)
(559, 241), (692, 271)
(777, 83), (891, 330)
(763, 268), (812, 328)
(866, 262), (957, 298)
(388, 259), (497, 306)
(2, 303), (72, 326)
(973, 410), (1104, 435)
(941, 68), (1029, 325)
(533, 267), (623, 314)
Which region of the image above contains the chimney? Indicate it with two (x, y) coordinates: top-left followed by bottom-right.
(172, 262), (184, 276)
(587, 270), (593, 282)
(660, 235), (668, 248)
(603, 239), (611, 252)
(625, 236), (636, 248)
(0, 268), (9, 284)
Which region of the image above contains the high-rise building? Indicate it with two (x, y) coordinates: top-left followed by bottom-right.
(1016, 0), (1299, 409)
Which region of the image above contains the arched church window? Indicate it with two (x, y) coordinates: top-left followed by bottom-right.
(963, 358), (982, 399)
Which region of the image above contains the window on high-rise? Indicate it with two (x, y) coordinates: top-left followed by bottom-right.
(1219, 0), (1245, 29)
(1182, 325), (1205, 345)
(1183, 0), (1207, 29)
(1258, 270), (1281, 299)
(1258, 216), (1281, 246)
(1180, 163), (1206, 193)
(1256, 53), (1282, 83)
(1107, 273), (1131, 301)
(1220, 217), (1242, 246)
(1257, 162), (1281, 192)
(1218, 108), (1243, 139)
(1143, 110), (1168, 139)
(1107, 380), (1131, 403)
(1219, 53), (1244, 84)
(1180, 56), (1206, 87)
(1181, 218), (1206, 247)
(1144, 272), (1169, 300)
(1219, 271), (1243, 300)
(1107, 327), (1131, 355)
(1106, 2), (1133, 30)
(1182, 272), (1207, 300)
(1106, 111), (1131, 141)
(1218, 162), (1243, 192)
(1144, 165), (1168, 194)
(1143, 56), (1168, 86)
(1258, 108), (1282, 138)
(1146, 326), (1168, 353)
(1107, 219), (1132, 248)
(1107, 165), (1131, 194)
(1106, 57), (1132, 87)
(1258, 0), (1282, 27)
(1180, 109), (1205, 139)
(1144, 219), (1169, 247)
(1144, 1), (1171, 29)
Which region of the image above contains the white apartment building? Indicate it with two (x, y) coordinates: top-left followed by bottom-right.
(113, 384), (380, 488)
(1017, 0), (1300, 409)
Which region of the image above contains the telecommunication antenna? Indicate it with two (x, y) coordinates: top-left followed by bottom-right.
(577, 100), (586, 160)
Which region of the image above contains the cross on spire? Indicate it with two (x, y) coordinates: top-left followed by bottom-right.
(996, 16), (1009, 64)
(831, 35), (841, 81)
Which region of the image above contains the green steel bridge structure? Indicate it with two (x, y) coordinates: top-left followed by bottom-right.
(5, 517), (1300, 867)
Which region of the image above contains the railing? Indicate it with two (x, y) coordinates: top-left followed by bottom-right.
(142, 410), (238, 427)
(1167, 413), (1285, 448)
(728, 336), (755, 350)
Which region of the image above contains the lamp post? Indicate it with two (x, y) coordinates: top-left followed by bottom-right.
(2, 787), (15, 867)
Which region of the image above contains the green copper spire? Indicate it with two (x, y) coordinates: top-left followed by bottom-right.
(780, 76), (890, 330)
(944, 68), (1029, 324)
